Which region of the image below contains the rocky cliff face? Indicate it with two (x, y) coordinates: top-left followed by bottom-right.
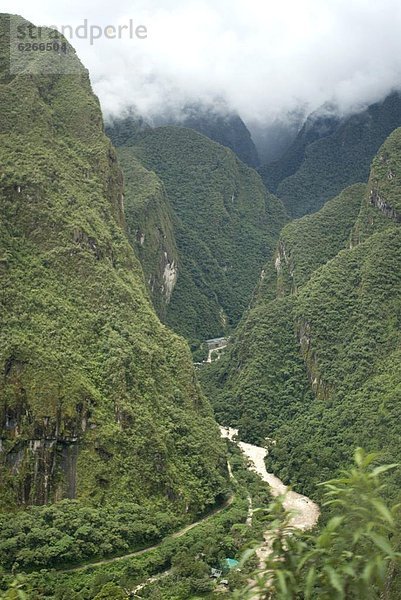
(0, 15), (226, 512)
(115, 148), (180, 319)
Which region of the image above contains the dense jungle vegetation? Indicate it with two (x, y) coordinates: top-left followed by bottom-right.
(202, 131), (401, 505)
(2, 10), (401, 600)
(260, 92), (401, 217)
(0, 13), (226, 524)
(109, 124), (287, 340)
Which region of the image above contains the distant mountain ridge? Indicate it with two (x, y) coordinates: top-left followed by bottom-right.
(107, 102), (260, 167)
(260, 92), (401, 217)
(164, 104), (260, 167)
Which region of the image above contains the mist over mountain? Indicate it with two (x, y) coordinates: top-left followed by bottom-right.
(153, 103), (260, 167)
(5, 0), (401, 131)
(107, 101), (260, 167)
(261, 91), (401, 216)
(247, 111), (306, 164)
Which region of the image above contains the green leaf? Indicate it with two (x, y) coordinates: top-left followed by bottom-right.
(370, 464), (399, 477)
(297, 548), (321, 571)
(238, 548), (255, 567)
(354, 448), (365, 467)
(305, 566), (316, 599)
(276, 570), (289, 596)
(324, 566), (344, 596)
(326, 516), (344, 532)
(363, 452), (379, 468)
(371, 499), (394, 524)
(366, 532), (394, 557)
(362, 560), (375, 583)
(342, 564), (356, 577)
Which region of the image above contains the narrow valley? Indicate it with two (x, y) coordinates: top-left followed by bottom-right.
(2, 5), (401, 599)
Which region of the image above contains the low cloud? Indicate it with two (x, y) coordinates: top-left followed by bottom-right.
(5, 0), (401, 123)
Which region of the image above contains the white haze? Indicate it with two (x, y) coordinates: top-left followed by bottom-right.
(4, 0), (401, 124)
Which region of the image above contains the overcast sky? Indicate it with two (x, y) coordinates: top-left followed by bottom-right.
(4, 0), (401, 123)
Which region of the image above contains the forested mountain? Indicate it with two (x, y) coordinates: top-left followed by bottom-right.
(4, 8), (401, 600)
(202, 127), (401, 502)
(115, 148), (180, 321)
(260, 92), (401, 217)
(107, 103), (260, 167)
(109, 125), (287, 340)
(0, 14), (226, 516)
(105, 110), (151, 147)
(158, 103), (260, 167)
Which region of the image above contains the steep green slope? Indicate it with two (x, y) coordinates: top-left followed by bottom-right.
(163, 103), (260, 167)
(259, 107), (339, 193)
(113, 126), (287, 340)
(116, 149), (179, 320)
(107, 103), (260, 167)
(261, 93), (401, 217)
(201, 184), (363, 444)
(276, 224), (401, 496)
(202, 135), (401, 501)
(273, 183), (366, 294)
(0, 15), (226, 516)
